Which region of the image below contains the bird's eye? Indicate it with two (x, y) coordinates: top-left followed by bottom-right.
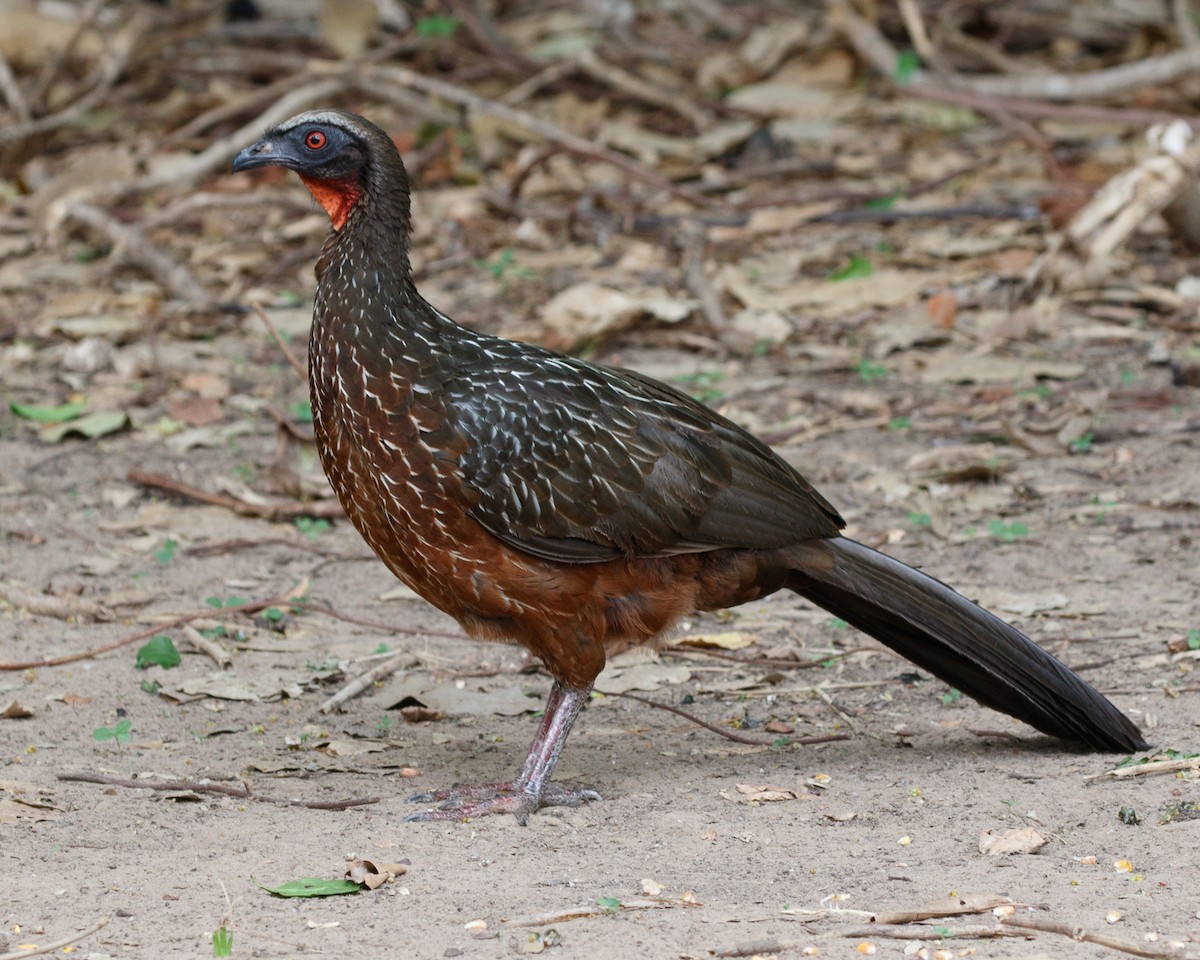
(305, 130), (328, 150)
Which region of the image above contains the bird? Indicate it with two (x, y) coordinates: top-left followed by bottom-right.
(232, 110), (1147, 822)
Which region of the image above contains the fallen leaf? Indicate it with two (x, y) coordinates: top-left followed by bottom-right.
(1, 701), (32, 719)
(675, 631), (755, 650)
(344, 857), (408, 891)
(919, 355), (1085, 385)
(720, 783), (799, 804)
(41, 410), (129, 443)
(978, 827), (1047, 856)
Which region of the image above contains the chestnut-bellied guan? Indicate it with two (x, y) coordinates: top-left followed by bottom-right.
(232, 110), (1146, 823)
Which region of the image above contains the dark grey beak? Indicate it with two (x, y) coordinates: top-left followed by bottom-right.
(232, 138), (290, 173)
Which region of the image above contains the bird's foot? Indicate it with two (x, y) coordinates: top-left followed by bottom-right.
(405, 781), (601, 825)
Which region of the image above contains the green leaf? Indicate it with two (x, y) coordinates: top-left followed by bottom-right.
(289, 400), (313, 422)
(596, 896), (621, 913)
(857, 358), (888, 382)
(865, 193), (900, 211)
(893, 50), (921, 85)
(1188, 630), (1200, 651)
(93, 718), (132, 743)
(10, 400), (88, 423)
(140, 679), (161, 695)
(136, 635), (181, 670)
(829, 255), (874, 282)
(416, 14), (461, 37)
(253, 877), (361, 898)
(154, 539), (177, 565)
(41, 410), (129, 443)
(907, 511), (932, 527)
(212, 926), (233, 957)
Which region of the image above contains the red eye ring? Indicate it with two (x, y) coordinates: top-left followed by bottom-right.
(305, 130), (327, 150)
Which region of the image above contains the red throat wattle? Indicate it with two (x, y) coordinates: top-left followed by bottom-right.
(299, 175), (362, 231)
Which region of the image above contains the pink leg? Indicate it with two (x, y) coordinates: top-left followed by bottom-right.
(405, 682), (600, 824)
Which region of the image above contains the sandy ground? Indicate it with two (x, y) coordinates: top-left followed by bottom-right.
(3, 330), (1198, 959)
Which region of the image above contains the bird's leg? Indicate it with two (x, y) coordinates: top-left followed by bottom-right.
(405, 681), (600, 824)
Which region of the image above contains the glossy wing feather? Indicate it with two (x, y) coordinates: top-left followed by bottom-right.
(445, 341), (845, 563)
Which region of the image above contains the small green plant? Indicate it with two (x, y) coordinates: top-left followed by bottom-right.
(940, 688), (963, 705)
(829, 254), (874, 282)
(673, 370), (727, 405)
(371, 642), (390, 654)
(93, 718), (132, 743)
(205, 595), (248, 609)
(212, 926), (233, 957)
(988, 520), (1029, 543)
(888, 416), (911, 431)
(136, 635), (181, 670)
(474, 248), (534, 284)
(1187, 630), (1200, 651)
(893, 49), (921, 85)
(596, 896), (621, 914)
(416, 14), (461, 37)
(260, 607), (285, 623)
(289, 400), (313, 422)
(376, 713), (394, 735)
(294, 516), (330, 539)
(856, 358), (888, 382)
(1068, 431), (1094, 454)
(866, 193), (900, 212)
(907, 511), (932, 527)
(154, 539), (177, 565)
(828, 617), (848, 630)
(141, 679), (161, 695)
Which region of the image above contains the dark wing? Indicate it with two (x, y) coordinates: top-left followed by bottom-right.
(445, 339), (844, 564)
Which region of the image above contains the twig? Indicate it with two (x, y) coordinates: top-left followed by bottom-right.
(0, 591), (300, 671)
(1000, 916), (1196, 959)
(64, 203), (209, 304)
(1176, 0), (1200, 50)
(0, 916), (109, 960)
(955, 46), (1200, 101)
(255, 304), (308, 379)
(841, 923), (1024, 940)
(317, 652), (418, 714)
(678, 224), (726, 329)
(28, 0), (109, 109)
(1086, 756), (1200, 782)
(0, 49), (30, 121)
(127, 469), (344, 521)
(908, 84), (1200, 130)
(598, 688), (849, 747)
(358, 63), (721, 209)
(0, 580), (112, 622)
(0, 9), (143, 147)
(182, 623), (233, 670)
(56, 772), (380, 810)
(573, 48), (714, 131)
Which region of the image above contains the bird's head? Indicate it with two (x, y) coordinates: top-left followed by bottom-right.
(232, 109), (405, 231)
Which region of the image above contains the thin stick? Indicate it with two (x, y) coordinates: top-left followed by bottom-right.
(0, 916), (109, 960)
(127, 469), (344, 521)
(1000, 916), (1195, 959)
(599, 688), (849, 747)
(317, 652), (418, 714)
(182, 623), (233, 670)
(64, 203), (209, 304)
(255, 304), (308, 380)
(56, 772), (379, 810)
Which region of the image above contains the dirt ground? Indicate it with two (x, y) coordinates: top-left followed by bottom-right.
(4, 330), (1199, 959)
(3, 3), (1200, 959)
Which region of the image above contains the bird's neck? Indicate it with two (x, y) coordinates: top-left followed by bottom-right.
(312, 209), (451, 355)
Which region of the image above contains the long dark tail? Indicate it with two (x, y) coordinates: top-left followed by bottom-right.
(784, 537), (1147, 752)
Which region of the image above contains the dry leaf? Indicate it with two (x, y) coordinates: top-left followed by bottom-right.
(720, 783), (799, 804)
(978, 827), (1047, 856)
(345, 857), (408, 890)
(1, 701), (33, 719)
(675, 631), (755, 650)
